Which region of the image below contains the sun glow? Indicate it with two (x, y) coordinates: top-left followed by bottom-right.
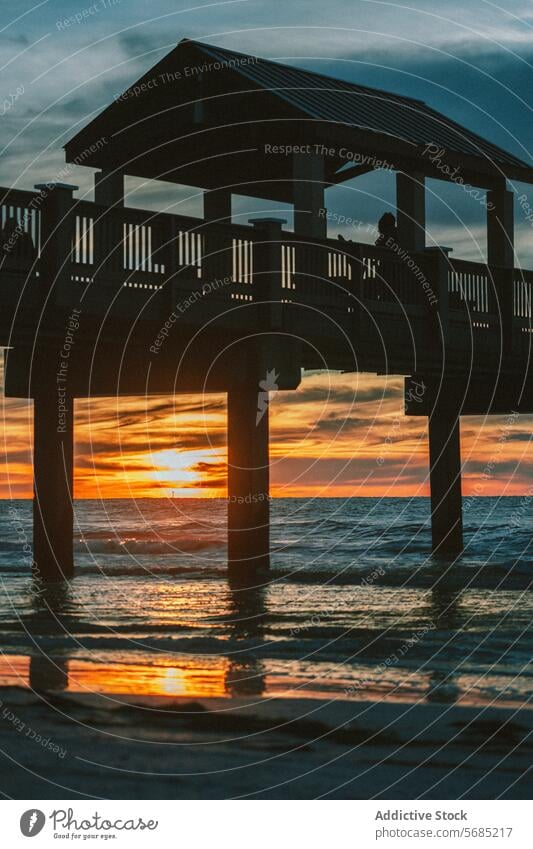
(0, 371), (531, 498)
(150, 448), (226, 497)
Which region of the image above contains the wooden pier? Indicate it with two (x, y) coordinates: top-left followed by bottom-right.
(1, 39), (531, 578)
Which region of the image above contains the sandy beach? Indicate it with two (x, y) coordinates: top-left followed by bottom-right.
(1, 499), (531, 800)
(0, 687), (530, 799)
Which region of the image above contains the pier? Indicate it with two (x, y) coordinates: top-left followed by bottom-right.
(1, 38), (531, 579)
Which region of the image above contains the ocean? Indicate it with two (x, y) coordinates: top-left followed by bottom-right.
(0, 497), (531, 707)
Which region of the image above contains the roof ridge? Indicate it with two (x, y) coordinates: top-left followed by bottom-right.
(181, 38), (428, 107)
(179, 38), (529, 171)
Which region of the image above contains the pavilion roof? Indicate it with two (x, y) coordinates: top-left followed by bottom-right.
(65, 38), (533, 191)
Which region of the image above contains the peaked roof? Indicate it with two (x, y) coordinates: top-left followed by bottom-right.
(65, 37), (533, 188)
(190, 39), (527, 172)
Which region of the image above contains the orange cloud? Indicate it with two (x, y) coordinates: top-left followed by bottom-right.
(1, 365), (531, 498)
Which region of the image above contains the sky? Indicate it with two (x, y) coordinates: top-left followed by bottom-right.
(1, 0), (532, 498)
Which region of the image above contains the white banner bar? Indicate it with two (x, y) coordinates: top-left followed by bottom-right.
(3, 800), (530, 847)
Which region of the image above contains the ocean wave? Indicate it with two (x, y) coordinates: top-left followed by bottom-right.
(78, 563), (225, 577)
(74, 535), (224, 555)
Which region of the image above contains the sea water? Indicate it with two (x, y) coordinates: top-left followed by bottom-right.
(0, 497), (530, 706)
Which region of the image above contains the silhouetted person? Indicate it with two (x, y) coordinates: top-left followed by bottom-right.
(372, 213), (401, 302)
(0, 216), (36, 267)
(375, 212), (399, 249)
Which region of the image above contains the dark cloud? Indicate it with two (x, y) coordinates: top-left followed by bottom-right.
(74, 431), (225, 455)
(464, 459), (531, 475)
(280, 383), (400, 406)
(190, 461), (226, 475)
(74, 455), (156, 472)
(501, 432), (533, 443)
(182, 476), (226, 489)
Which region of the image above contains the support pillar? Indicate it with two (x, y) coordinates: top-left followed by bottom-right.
(487, 186), (514, 356)
(204, 189), (231, 224)
(249, 217), (285, 330)
(94, 170), (124, 206)
(396, 171), (425, 250)
(33, 391), (74, 580)
(428, 407), (463, 554)
(90, 175), (124, 285)
(202, 190), (233, 284)
(293, 153), (326, 238)
(487, 186), (514, 268)
(34, 182), (78, 302)
(227, 383), (270, 578)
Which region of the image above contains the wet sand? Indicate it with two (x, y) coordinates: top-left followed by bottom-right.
(0, 687), (531, 799)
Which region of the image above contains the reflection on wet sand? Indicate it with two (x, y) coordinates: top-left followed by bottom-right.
(0, 571), (522, 707)
(1, 573), (270, 700)
(28, 579), (72, 692)
(225, 575), (267, 697)
(425, 577), (463, 704)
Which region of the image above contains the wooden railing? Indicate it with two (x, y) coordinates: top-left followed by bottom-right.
(1, 187), (531, 349)
(69, 201), (260, 293)
(0, 187), (41, 269)
(276, 235), (432, 309)
(513, 269), (533, 319)
(358, 244), (430, 306)
(447, 258), (492, 313)
(513, 268), (533, 357)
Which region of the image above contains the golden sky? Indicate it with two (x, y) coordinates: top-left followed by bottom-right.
(1, 366), (530, 498)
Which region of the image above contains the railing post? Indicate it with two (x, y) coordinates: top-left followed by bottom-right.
(34, 182), (78, 303)
(202, 189), (233, 288)
(249, 217), (285, 330)
(94, 170), (124, 207)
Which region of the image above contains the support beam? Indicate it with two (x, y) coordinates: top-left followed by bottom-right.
(487, 187), (514, 356)
(94, 170), (124, 206)
(34, 183), (78, 301)
(30, 654), (69, 691)
(202, 190), (233, 283)
(227, 384), (270, 578)
(204, 189), (231, 224)
(396, 171), (425, 250)
(33, 392), (74, 580)
(331, 163), (375, 185)
(428, 407), (463, 554)
(249, 217), (285, 330)
(92, 176), (124, 284)
(293, 153), (326, 238)
(487, 187), (514, 268)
